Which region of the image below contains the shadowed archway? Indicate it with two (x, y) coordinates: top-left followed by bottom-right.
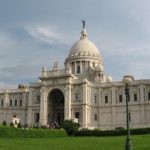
(48, 89), (64, 124)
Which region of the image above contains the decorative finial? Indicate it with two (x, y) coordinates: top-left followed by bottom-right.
(80, 20), (88, 40)
(82, 19), (85, 29)
(53, 61), (59, 70)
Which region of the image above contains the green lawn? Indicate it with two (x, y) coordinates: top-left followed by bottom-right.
(0, 134), (150, 150)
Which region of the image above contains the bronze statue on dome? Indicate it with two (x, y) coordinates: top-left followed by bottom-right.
(82, 20), (85, 28)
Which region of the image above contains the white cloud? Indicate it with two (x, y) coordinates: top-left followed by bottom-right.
(25, 25), (69, 45)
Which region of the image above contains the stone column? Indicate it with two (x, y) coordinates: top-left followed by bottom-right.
(111, 87), (116, 129)
(98, 88), (102, 128)
(139, 85), (145, 127)
(82, 80), (88, 128)
(39, 87), (48, 126)
(4, 91), (9, 108)
(80, 61), (82, 74)
(4, 90), (9, 122)
(74, 62), (76, 74)
(64, 84), (71, 120)
(27, 88), (33, 126)
(24, 92), (29, 125)
(82, 61), (85, 73)
(85, 61), (88, 73)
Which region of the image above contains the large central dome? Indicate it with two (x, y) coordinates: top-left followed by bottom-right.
(65, 27), (103, 63)
(69, 38), (101, 58)
(64, 23), (104, 79)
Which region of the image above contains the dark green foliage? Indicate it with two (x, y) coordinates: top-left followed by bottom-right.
(76, 127), (150, 136)
(24, 124), (28, 128)
(41, 125), (47, 129)
(10, 122), (14, 127)
(131, 128), (150, 135)
(61, 120), (80, 136)
(115, 127), (125, 130)
(17, 122), (22, 128)
(0, 126), (67, 138)
(2, 121), (7, 126)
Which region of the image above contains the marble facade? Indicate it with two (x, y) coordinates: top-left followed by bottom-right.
(0, 24), (150, 129)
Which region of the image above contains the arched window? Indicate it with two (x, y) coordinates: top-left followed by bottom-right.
(148, 92), (150, 100)
(75, 112), (80, 119)
(119, 95), (123, 103)
(93, 94), (97, 103)
(10, 99), (12, 106)
(134, 94), (137, 102)
(77, 66), (80, 74)
(94, 114), (98, 121)
(1, 100), (3, 107)
(105, 96), (108, 103)
(36, 95), (40, 103)
(75, 91), (81, 102)
(15, 100), (17, 107)
(20, 100), (22, 107)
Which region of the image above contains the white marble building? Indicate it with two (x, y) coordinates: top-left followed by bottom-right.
(0, 23), (150, 129)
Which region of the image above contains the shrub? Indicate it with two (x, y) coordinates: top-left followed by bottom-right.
(115, 127), (125, 130)
(10, 122), (14, 127)
(130, 128), (150, 135)
(41, 125), (47, 129)
(76, 127), (150, 137)
(61, 120), (80, 136)
(2, 121), (7, 126)
(0, 126), (67, 138)
(17, 122), (22, 128)
(24, 124), (28, 128)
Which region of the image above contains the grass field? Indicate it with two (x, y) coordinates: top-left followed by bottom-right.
(0, 134), (150, 150)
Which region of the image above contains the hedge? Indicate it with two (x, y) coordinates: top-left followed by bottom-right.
(0, 126), (67, 138)
(1, 126), (150, 138)
(76, 127), (150, 137)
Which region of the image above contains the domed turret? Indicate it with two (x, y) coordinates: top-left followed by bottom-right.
(65, 21), (104, 78)
(106, 75), (113, 83)
(95, 63), (104, 72)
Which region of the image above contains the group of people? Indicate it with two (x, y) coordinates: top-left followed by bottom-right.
(46, 121), (59, 129)
(32, 121), (60, 129)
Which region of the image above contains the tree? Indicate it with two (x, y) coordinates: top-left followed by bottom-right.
(2, 120), (7, 126)
(10, 122), (14, 127)
(17, 122), (22, 128)
(61, 120), (80, 136)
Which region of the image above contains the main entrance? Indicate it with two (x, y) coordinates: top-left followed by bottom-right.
(48, 89), (64, 124)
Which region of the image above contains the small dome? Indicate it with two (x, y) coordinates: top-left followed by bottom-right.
(95, 63), (104, 71)
(38, 79), (41, 83)
(106, 75), (113, 82)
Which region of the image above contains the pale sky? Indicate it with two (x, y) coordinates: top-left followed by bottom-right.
(0, 0), (150, 88)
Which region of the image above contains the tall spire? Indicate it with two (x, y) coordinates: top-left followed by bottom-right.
(80, 20), (88, 40)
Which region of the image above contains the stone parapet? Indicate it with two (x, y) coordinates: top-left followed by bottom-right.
(41, 69), (72, 78)
(0, 88), (29, 94)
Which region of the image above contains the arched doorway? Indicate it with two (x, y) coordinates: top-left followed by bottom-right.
(48, 89), (64, 124)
